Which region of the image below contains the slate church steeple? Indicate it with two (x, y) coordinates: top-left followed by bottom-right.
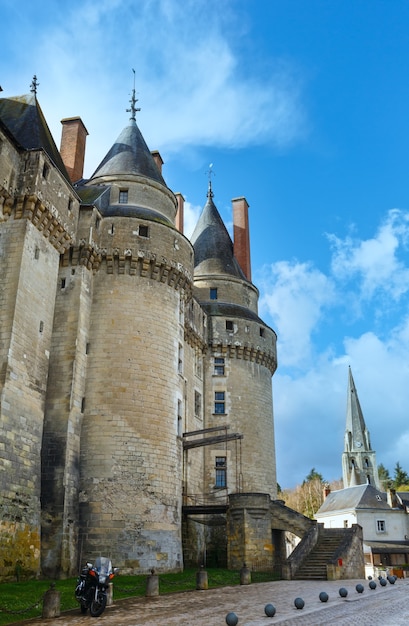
(342, 367), (381, 490)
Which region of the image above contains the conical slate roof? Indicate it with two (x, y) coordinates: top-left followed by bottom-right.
(191, 186), (247, 280)
(90, 120), (165, 185)
(0, 93), (70, 181)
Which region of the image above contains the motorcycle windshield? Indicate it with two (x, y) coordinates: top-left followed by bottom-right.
(94, 556), (112, 575)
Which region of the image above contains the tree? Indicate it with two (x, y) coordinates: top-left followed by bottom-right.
(283, 468), (326, 519)
(393, 462), (409, 489)
(378, 463), (392, 491)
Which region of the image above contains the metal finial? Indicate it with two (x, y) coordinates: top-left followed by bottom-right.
(206, 163), (215, 198)
(126, 68), (141, 122)
(30, 75), (39, 95)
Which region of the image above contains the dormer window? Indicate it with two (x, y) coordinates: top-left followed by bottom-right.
(210, 288), (218, 300)
(119, 189), (128, 204)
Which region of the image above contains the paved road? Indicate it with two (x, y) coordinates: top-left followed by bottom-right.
(15, 577), (409, 626)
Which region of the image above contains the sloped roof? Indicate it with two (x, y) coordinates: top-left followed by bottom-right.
(90, 120), (165, 185)
(201, 302), (265, 324)
(0, 93), (70, 181)
(397, 492), (409, 511)
(190, 188), (247, 280)
(316, 484), (389, 515)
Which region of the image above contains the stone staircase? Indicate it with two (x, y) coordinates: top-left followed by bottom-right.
(293, 530), (342, 580)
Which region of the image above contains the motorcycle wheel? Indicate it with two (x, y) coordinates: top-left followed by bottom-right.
(90, 590), (107, 617)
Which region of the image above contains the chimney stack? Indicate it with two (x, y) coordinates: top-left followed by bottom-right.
(151, 150), (164, 175)
(323, 484), (331, 499)
(175, 193), (184, 233)
(232, 196), (251, 281)
(60, 117), (88, 183)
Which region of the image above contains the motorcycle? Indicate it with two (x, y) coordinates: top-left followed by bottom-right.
(75, 556), (119, 617)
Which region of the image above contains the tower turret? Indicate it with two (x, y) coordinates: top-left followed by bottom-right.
(342, 367), (381, 490)
(191, 183), (277, 497)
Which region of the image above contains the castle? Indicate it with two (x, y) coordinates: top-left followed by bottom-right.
(0, 80), (279, 580)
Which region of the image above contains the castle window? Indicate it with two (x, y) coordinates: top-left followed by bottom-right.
(110, 223), (115, 235)
(260, 327), (265, 337)
(86, 343), (90, 355)
(214, 357), (225, 376)
(194, 390), (202, 419)
(39, 321), (44, 333)
(34, 247), (40, 260)
(376, 519), (386, 533)
(139, 225), (149, 237)
(177, 400), (183, 436)
(210, 288), (218, 300)
(344, 520), (348, 528)
(81, 397), (86, 413)
(226, 320), (234, 332)
(195, 348), (203, 379)
(178, 344), (183, 374)
(214, 391), (225, 414)
(215, 456), (227, 488)
(95, 217), (101, 230)
(119, 189), (128, 203)
(61, 278), (66, 289)
(42, 162), (50, 179)
(68, 197), (73, 211)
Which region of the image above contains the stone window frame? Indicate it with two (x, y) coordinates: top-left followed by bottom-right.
(214, 391), (225, 414)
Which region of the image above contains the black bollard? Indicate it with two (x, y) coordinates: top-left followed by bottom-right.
(42, 583), (60, 618)
(240, 562), (251, 585)
(146, 568), (159, 597)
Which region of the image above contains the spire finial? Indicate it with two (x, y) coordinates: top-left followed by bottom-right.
(30, 75), (39, 96)
(126, 68), (141, 122)
(206, 163), (215, 198)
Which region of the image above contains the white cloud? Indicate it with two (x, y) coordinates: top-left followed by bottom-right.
(0, 0), (306, 176)
(183, 200), (202, 240)
(260, 212), (409, 487)
(327, 209), (409, 301)
(259, 260), (336, 367)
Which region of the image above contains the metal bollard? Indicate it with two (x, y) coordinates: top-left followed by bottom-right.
(146, 568), (159, 597)
(196, 565), (208, 590)
(42, 582), (61, 618)
(240, 562), (251, 585)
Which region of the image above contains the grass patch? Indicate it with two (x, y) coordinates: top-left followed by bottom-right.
(0, 569), (278, 625)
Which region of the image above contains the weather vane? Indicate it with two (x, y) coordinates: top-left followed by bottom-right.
(30, 75), (39, 95)
(126, 68), (141, 122)
(206, 163), (215, 197)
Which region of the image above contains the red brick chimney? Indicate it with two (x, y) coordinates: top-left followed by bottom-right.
(232, 196), (251, 281)
(175, 192), (184, 234)
(60, 117), (88, 183)
(151, 150), (164, 175)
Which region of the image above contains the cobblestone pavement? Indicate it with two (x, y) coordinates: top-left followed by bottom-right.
(15, 577), (409, 626)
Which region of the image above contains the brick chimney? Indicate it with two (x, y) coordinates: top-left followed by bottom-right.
(232, 196), (251, 281)
(60, 117), (88, 183)
(175, 192), (184, 233)
(323, 484), (331, 499)
(151, 150), (164, 175)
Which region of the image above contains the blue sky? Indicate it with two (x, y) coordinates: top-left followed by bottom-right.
(2, 0), (409, 488)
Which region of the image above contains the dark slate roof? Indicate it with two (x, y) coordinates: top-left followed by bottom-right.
(190, 189), (247, 280)
(316, 484), (390, 515)
(90, 121), (166, 185)
(201, 302), (266, 325)
(0, 94), (70, 181)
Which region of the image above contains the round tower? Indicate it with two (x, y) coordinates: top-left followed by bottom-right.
(190, 184), (278, 499)
(77, 103), (193, 572)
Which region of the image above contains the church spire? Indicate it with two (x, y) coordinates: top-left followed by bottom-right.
(341, 367), (381, 489)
